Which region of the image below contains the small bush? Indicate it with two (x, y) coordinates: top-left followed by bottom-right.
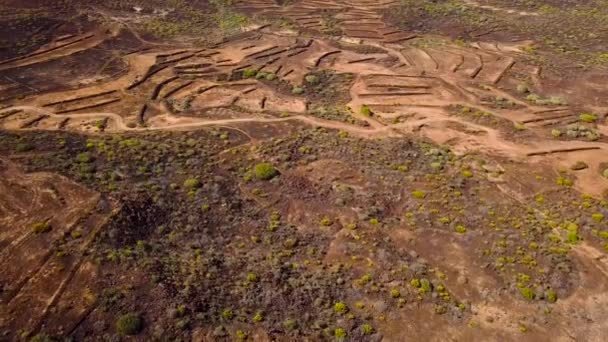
(361, 323), (374, 335)
(551, 129), (562, 138)
(320, 216), (333, 226)
(548, 96), (567, 106)
(183, 177), (201, 190)
(32, 222), (51, 234)
(76, 152), (93, 163)
(516, 84), (529, 93)
(292, 86), (304, 95)
(360, 105), (373, 116)
(246, 273), (258, 282)
(513, 122), (527, 131)
(334, 302), (348, 314)
(334, 328), (347, 338)
(235, 330), (248, 340)
(357, 274), (372, 285)
(420, 278), (432, 293)
(390, 289), (400, 298)
(305, 74), (319, 84)
(546, 289), (557, 303)
(412, 190), (426, 199)
(579, 113), (597, 123)
(221, 309), (233, 320)
(556, 177), (573, 187)
(454, 225), (467, 234)
(115, 313), (143, 335)
(526, 94), (541, 102)
(519, 287), (535, 301)
(254, 163), (278, 180)
(592, 213), (604, 222)
(253, 312), (264, 322)
(243, 69), (257, 78)
(283, 318), (297, 330)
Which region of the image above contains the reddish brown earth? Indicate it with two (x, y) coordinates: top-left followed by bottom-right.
(1, 0), (608, 341)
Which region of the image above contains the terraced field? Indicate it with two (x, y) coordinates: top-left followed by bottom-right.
(1, 0), (608, 341)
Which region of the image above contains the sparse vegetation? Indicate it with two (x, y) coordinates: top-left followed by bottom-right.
(360, 105), (373, 117)
(579, 113), (598, 123)
(254, 163), (278, 180)
(115, 313), (143, 335)
(2, 1), (607, 340)
(32, 222), (51, 234)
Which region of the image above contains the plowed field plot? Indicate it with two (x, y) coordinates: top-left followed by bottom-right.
(1, 0), (608, 341)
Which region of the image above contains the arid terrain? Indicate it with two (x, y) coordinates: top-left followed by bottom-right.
(1, 0), (608, 341)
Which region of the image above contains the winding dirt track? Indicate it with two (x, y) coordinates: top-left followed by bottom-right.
(0, 0), (607, 198)
(461, 0), (540, 16)
(0, 105), (398, 136)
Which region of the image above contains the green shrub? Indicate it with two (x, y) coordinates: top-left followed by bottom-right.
(320, 216), (333, 226)
(454, 225), (467, 234)
(254, 163), (278, 180)
(292, 86), (304, 95)
(519, 287), (535, 301)
(256, 71), (268, 79)
(334, 328), (347, 338)
(513, 122), (527, 131)
(556, 177), (573, 186)
(115, 313), (143, 335)
(412, 190), (426, 199)
(32, 222), (51, 234)
(546, 289), (557, 303)
(548, 96), (567, 106)
(76, 152), (93, 163)
(526, 94), (541, 102)
(246, 273), (258, 282)
(235, 330), (248, 340)
(357, 274), (372, 285)
(221, 308), (234, 320)
(516, 84), (529, 93)
(243, 69), (257, 78)
(567, 225), (580, 243)
(283, 318), (297, 330)
(360, 105), (373, 116)
(183, 177), (201, 190)
(579, 113), (597, 123)
(305, 74), (319, 84)
(592, 213), (604, 222)
(253, 312), (264, 322)
(334, 302), (348, 314)
(361, 323), (373, 335)
(420, 278), (432, 293)
(390, 289), (400, 298)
